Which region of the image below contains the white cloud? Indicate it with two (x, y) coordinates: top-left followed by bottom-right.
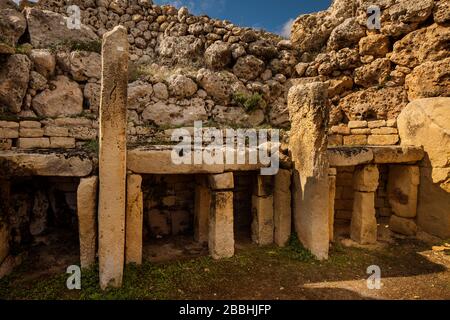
(279, 18), (294, 39)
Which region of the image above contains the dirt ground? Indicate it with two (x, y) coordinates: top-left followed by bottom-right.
(0, 233), (449, 300)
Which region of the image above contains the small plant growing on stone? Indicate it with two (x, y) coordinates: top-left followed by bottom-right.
(232, 92), (266, 113)
(85, 139), (99, 154)
(282, 234), (316, 262)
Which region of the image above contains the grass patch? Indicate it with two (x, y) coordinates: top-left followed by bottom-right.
(232, 92), (266, 113)
(280, 234), (316, 263)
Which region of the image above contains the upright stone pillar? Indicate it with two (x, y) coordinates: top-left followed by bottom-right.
(351, 165), (379, 244)
(126, 174), (143, 265)
(273, 169), (292, 247)
(288, 82), (330, 260)
(252, 175), (274, 246)
(77, 176), (98, 269)
(194, 176), (211, 244)
(328, 168), (337, 242)
(208, 173), (234, 259)
(98, 26), (129, 289)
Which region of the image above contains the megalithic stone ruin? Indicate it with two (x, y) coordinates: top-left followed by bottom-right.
(288, 82), (330, 260)
(98, 25), (129, 290)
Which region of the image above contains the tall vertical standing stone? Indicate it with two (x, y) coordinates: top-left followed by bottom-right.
(351, 165), (379, 244)
(288, 82), (330, 260)
(126, 174), (143, 265)
(194, 176), (211, 244)
(77, 176), (98, 269)
(98, 26), (129, 290)
(328, 168), (337, 242)
(252, 175), (274, 246)
(273, 169), (292, 247)
(209, 173), (234, 259)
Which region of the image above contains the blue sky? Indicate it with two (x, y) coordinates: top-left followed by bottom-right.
(156, 0), (333, 36)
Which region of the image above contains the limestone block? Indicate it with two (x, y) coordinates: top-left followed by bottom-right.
(348, 121), (368, 129)
(351, 192), (377, 245)
(209, 191), (234, 259)
(343, 135), (368, 146)
(19, 128), (44, 138)
(353, 165), (379, 192)
(372, 146), (425, 164)
(288, 82), (330, 260)
(0, 128), (18, 139)
(50, 137), (76, 148)
(77, 176), (98, 269)
(388, 166), (419, 218)
(98, 26), (129, 290)
(251, 195), (274, 246)
(126, 175), (143, 265)
(194, 178), (211, 244)
(18, 137), (50, 149)
(328, 147), (374, 167)
(389, 215), (417, 236)
(209, 172), (234, 190)
(328, 174), (337, 242)
(273, 169), (291, 247)
(367, 135), (399, 146)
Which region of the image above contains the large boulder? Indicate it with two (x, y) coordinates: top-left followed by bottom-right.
(0, 54), (31, 113)
(397, 98), (450, 238)
(30, 49), (56, 78)
(434, 0), (450, 24)
(197, 68), (247, 104)
(405, 57), (450, 100)
(142, 99), (208, 127)
(390, 24), (450, 68)
(32, 75), (83, 117)
(127, 81), (153, 111)
(25, 7), (98, 48)
(291, 0), (353, 52)
(354, 58), (392, 88)
(204, 41), (232, 70)
(69, 51), (101, 81)
(167, 74), (198, 98)
(233, 55), (265, 81)
(157, 35), (203, 66)
(248, 40), (278, 59)
(0, 7), (26, 48)
(327, 18), (366, 51)
(338, 86), (408, 120)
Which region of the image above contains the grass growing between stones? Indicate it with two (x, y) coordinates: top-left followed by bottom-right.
(0, 239), (449, 300)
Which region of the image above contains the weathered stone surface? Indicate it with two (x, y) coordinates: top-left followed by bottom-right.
(327, 18), (365, 51)
(338, 86), (409, 121)
(398, 98), (450, 169)
(157, 35), (203, 65)
(127, 148), (225, 175)
(405, 58), (450, 100)
(389, 215), (417, 236)
(30, 49), (55, 78)
(153, 82), (168, 100)
(388, 166), (419, 218)
(233, 55), (265, 81)
(194, 177), (211, 244)
(417, 167), (450, 238)
(69, 51), (101, 81)
(98, 26), (128, 290)
(142, 100), (207, 127)
(0, 7), (26, 47)
(197, 68), (247, 104)
(0, 152), (93, 177)
(367, 135), (399, 146)
(0, 54), (31, 113)
(32, 76), (83, 117)
(205, 41), (232, 70)
(248, 40), (278, 59)
(354, 58), (392, 88)
(291, 0), (353, 52)
(251, 195), (274, 246)
(372, 146), (425, 164)
(25, 7), (98, 48)
(253, 175), (274, 197)
(167, 74), (198, 98)
(390, 24), (450, 68)
(127, 82), (153, 110)
(353, 165), (379, 193)
(328, 173), (336, 242)
(126, 174), (143, 265)
(18, 137), (50, 149)
(209, 191), (234, 259)
(77, 176), (98, 269)
(359, 34), (390, 58)
(351, 192), (377, 245)
(209, 172), (234, 190)
(328, 147), (374, 167)
(289, 82), (330, 260)
(274, 169), (291, 247)
(434, 0), (450, 24)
